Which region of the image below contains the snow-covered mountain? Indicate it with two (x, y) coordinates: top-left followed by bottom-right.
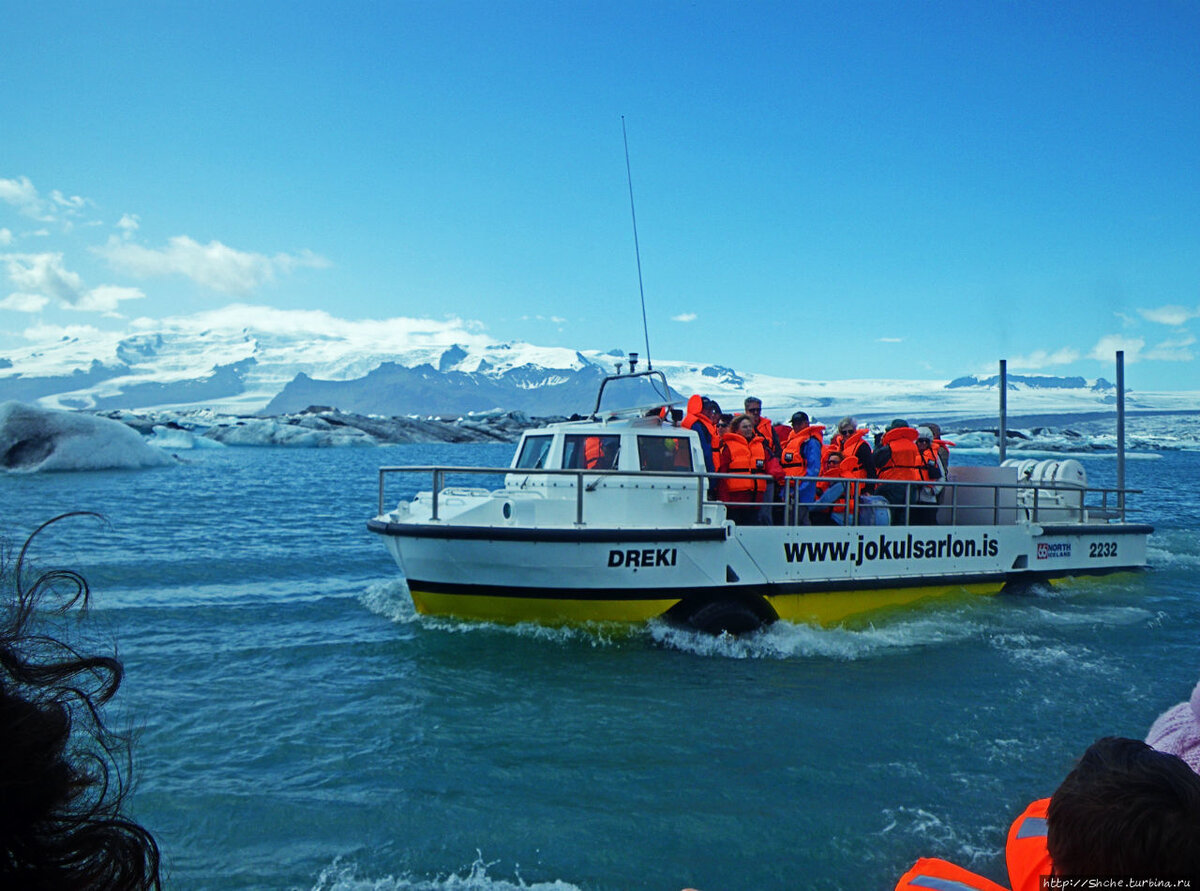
(1, 309), (1195, 420)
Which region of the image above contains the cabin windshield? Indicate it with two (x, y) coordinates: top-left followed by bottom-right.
(562, 434), (620, 470)
(514, 434), (553, 469)
(638, 435), (693, 472)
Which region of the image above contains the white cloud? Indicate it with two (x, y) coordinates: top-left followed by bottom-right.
(0, 251), (145, 315)
(672, 312), (697, 323)
(51, 190), (88, 212)
(0, 176), (90, 225)
(74, 284), (147, 314)
(1144, 334), (1195, 362)
(0, 228), (12, 246)
(876, 337), (903, 343)
(1005, 347), (1081, 371)
(0, 292), (50, 312)
(96, 235), (330, 294)
(130, 303), (491, 350)
(0, 176), (43, 217)
(1138, 304), (1200, 327)
(1, 252), (85, 304)
(117, 214), (140, 238)
(21, 322), (104, 342)
(1089, 335), (1144, 363)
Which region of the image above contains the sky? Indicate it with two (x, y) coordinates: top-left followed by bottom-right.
(2, 1), (1198, 390)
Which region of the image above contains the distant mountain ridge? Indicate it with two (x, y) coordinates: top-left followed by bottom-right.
(0, 316), (1191, 418)
(947, 374), (1116, 391)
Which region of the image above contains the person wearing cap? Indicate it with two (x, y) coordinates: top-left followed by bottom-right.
(872, 418), (937, 524)
(781, 411), (824, 524)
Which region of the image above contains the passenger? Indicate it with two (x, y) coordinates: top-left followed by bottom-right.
(926, 421), (952, 469)
(744, 397), (783, 524)
(2, 516), (163, 890)
(914, 426), (945, 525)
(1047, 737), (1200, 880)
(717, 413), (767, 525)
(814, 452), (889, 527)
(584, 435), (614, 470)
(1147, 676), (1200, 774)
(681, 394), (718, 473)
(873, 419), (936, 525)
(780, 411), (824, 525)
(813, 452), (853, 525)
(743, 397), (779, 457)
(833, 416), (877, 482)
(896, 737), (1200, 890)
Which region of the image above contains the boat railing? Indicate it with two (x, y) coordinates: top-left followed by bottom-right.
(376, 466), (1142, 527)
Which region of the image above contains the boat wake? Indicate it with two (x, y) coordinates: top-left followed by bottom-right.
(357, 580), (625, 647)
(647, 609), (988, 660)
(310, 855), (583, 891)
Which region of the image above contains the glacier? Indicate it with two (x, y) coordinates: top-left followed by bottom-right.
(2, 311), (1197, 419)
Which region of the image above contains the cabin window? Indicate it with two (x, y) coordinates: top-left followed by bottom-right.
(563, 434), (620, 470)
(637, 436), (693, 472)
(514, 435), (553, 469)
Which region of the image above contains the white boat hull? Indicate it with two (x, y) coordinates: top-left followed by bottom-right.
(368, 516), (1151, 627)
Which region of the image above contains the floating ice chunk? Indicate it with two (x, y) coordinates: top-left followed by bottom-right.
(203, 416), (376, 447)
(0, 400), (175, 472)
(147, 424), (226, 450)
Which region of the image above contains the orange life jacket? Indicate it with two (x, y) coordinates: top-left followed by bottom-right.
(895, 858), (1008, 891)
(718, 433), (767, 499)
(820, 458), (862, 515)
(1006, 798), (1052, 891)
(781, 425), (825, 477)
(839, 429), (872, 479)
(750, 415), (777, 457)
(584, 436), (608, 469)
(877, 427), (928, 482)
(681, 394), (718, 451)
(895, 798), (1052, 891)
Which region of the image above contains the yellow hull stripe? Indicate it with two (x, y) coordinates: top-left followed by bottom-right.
(409, 581), (1005, 628)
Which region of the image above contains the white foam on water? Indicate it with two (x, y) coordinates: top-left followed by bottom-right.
(647, 607), (988, 660)
(876, 807), (1005, 870)
(1148, 531), (1200, 569)
(310, 856), (583, 891)
(357, 580), (624, 647)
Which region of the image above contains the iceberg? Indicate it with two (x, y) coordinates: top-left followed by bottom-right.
(202, 416), (377, 447)
(0, 401), (176, 473)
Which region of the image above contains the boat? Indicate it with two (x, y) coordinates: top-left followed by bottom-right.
(367, 362), (1152, 634)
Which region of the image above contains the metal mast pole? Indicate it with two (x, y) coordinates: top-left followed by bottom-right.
(998, 359), (1007, 463)
(1116, 350), (1126, 513)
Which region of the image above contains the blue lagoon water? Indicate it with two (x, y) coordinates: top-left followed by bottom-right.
(2, 442), (1197, 890)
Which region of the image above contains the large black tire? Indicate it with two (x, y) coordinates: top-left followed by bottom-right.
(685, 599), (768, 635)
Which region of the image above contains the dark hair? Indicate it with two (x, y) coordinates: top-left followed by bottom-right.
(1048, 737), (1200, 879)
(1, 514), (162, 890)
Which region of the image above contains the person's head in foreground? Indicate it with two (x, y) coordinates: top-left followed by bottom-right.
(1, 514), (161, 890)
(1048, 736), (1200, 880)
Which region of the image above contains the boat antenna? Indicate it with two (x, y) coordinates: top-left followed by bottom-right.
(622, 116), (653, 372)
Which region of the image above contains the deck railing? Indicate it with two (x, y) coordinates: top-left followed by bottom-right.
(376, 466), (1141, 528)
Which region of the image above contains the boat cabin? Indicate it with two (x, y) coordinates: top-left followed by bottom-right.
(510, 417), (702, 479)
